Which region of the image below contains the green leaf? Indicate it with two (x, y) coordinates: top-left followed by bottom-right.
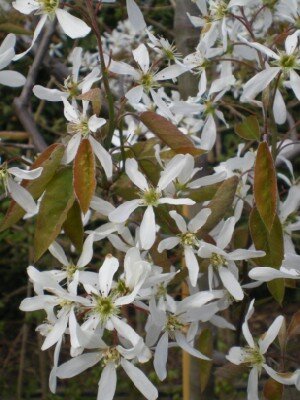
(187, 183), (222, 203)
(199, 176), (239, 235)
(263, 378), (283, 400)
(140, 111), (205, 156)
(63, 200), (84, 253)
(249, 208), (284, 267)
(73, 139), (96, 214)
(254, 142), (277, 231)
(0, 23), (32, 35)
(198, 329), (213, 393)
(34, 167), (74, 261)
(0, 144), (65, 232)
(235, 115), (260, 141)
(250, 207), (285, 303)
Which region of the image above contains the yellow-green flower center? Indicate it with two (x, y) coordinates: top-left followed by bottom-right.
(64, 77), (81, 99)
(210, 1), (228, 20)
(180, 232), (197, 246)
(101, 347), (120, 367)
(39, 0), (59, 14)
(210, 253), (228, 268)
(141, 188), (161, 206)
(139, 73), (157, 92)
(274, 53), (299, 70)
(166, 315), (184, 333)
(68, 118), (90, 137)
(94, 296), (119, 322)
(243, 346), (265, 367)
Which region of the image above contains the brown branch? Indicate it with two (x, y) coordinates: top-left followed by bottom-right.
(13, 21), (57, 152)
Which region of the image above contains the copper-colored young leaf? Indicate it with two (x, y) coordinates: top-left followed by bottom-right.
(0, 144), (65, 232)
(34, 167), (74, 261)
(287, 311), (300, 337)
(198, 329), (213, 393)
(140, 111), (204, 156)
(254, 142), (277, 231)
(235, 115), (260, 141)
(199, 176), (239, 235)
(63, 200), (84, 252)
(73, 139), (96, 214)
(187, 183), (222, 203)
(263, 378), (283, 400)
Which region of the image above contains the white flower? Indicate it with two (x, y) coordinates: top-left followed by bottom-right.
(56, 341), (158, 400)
(82, 253), (149, 347)
(0, 164), (43, 214)
(158, 208), (211, 286)
(240, 32), (300, 106)
(108, 156), (195, 250)
(0, 34), (26, 86)
(198, 217), (265, 301)
(62, 98), (112, 178)
(106, 43), (186, 105)
(33, 47), (100, 102)
(146, 291), (218, 381)
(12, 0), (91, 59)
(226, 300), (299, 400)
(249, 253), (300, 282)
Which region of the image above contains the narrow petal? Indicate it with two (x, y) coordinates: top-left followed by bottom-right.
(125, 158), (149, 191)
(184, 246), (199, 287)
(121, 359), (158, 400)
(247, 367), (259, 400)
(259, 316), (284, 354)
(188, 208), (211, 232)
(109, 199), (141, 223)
(56, 353), (101, 378)
(241, 67), (280, 101)
(89, 136), (113, 179)
(98, 255), (119, 297)
(8, 166), (42, 180)
(175, 332), (210, 360)
(0, 70), (26, 87)
(169, 210), (187, 233)
(126, 0), (146, 32)
(41, 311), (69, 350)
(216, 217), (235, 250)
(158, 237), (180, 252)
(97, 363), (117, 400)
(48, 241), (69, 267)
(77, 234), (94, 269)
(140, 206), (156, 250)
(7, 177), (38, 214)
(56, 9), (91, 39)
(33, 85), (67, 101)
(154, 332), (168, 381)
(219, 266), (244, 301)
(133, 44), (149, 73)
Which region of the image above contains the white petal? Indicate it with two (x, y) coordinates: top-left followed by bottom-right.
(227, 249), (265, 261)
(249, 267), (296, 282)
(219, 266), (244, 301)
(126, 0), (146, 32)
(155, 64), (186, 81)
(56, 352), (101, 378)
(48, 242), (69, 267)
(133, 44), (149, 73)
(109, 199), (141, 223)
(242, 300), (255, 348)
(0, 70), (26, 87)
(97, 363), (117, 400)
(285, 31), (299, 55)
(125, 158), (149, 191)
(154, 332), (168, 381)
(169, 210), (187, 233)
(33, 85), (67, 101)
(216, 217), (235, 249)
(88, 136), (113, 179)
(77, 234), (94, 269)
(111, 316), (141, 346)
(41, 311), (69, 350)
(273, 89), (287, 125)
(157, 156), (187, 190)
(125, 85), (144, 103)
(7, 177), (38, 214)
(247, 367), (259, 400)
(159, 198), (195, 205)
(263, 364), (298, 386)
(8, 166), (42, 180)
(188, 208), (211, 232)
(140, 206), (156, 250)
(226, 346), (245, 365)
(98, 255), (119, 297)
(201, 114), (216, 151)
(259, 316), (284, 354)
(88, 115), (106, 132)
(175, 331), (210, 360)
(289, 69), (300, 101)
(184, 246), (199, 287)
(158, 237), (180, 252)
(55, 9), (91, 39)
(64, 133), (81, 164)
(71, 47), (82, 82)
(121, 359), (158, 400)
(241, 67), (280, 101)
